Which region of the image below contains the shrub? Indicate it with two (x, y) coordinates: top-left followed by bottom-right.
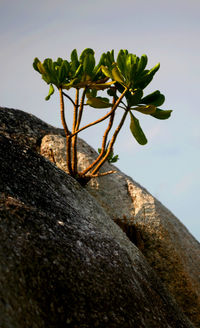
(33, 48), (172, 186)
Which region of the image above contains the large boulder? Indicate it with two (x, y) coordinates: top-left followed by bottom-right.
(41, 131), (200, 326)
(0, 107), (197, 328)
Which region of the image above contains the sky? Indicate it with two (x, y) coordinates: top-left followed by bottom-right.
(1, 0), (200, 241)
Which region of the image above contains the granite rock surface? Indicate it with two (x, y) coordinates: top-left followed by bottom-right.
(41, 132), (200, 327)
(0, 106), (198, 328)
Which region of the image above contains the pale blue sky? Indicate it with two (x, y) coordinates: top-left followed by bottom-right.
(1, 0), (200, 241)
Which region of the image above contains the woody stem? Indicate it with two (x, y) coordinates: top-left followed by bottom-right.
(71, 89), (79, 175)
(79, 96), (116, 176)
(69, 87), (128, 138)
(91, 109), (129, 175)
(75, 87), (87, 131)
(59, 88), (73, 176)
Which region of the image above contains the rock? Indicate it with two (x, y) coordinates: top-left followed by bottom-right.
(0, 106), (197, 327)
(0, 106), (65, 151)
(40, 134), (200, 327)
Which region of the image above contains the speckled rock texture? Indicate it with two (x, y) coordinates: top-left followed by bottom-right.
(41, 131), (200, 326)
(0, 107), (197, 328)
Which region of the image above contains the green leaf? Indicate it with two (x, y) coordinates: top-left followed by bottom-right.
(148, 63), (160, 76)
(107, 87), (117, 97)
(125, 54), (133, 71)
(42, 75), (52, 84)
(106, 50), (115, 65)
(97, 53), (107, 67)
(43, 58), (58, 85)
(71, 49), (78, 62)
(132, 105), (156, 115)
(126, 88), (143, 107)
(70, 49), (79, 73)
(80, 48), (94, 62)
(141, 90), (165, 107)
(82, 53), (95, 75)
(45, 84), (55, 100)
(63, 60), (70, 74)
(136, 54), (148, 75)
(93, 53), (107, 76)
(129, 112), (147, 145)
(150, 108), (172, 120)
(101, 65), (113, 79)
(111, 65), (125, 84)
(86, 96), (112, 108)
(56, 57), (63, 66)
(37, 61), (46, 75)
(33, 58), (41, 73)
(109, 154), (119, 163)
(62, 78), (79, 89)
(136, 74), (153, 90)
(115, 82), (125, 94)
(136, 63), (160, 89)
(125, 54), (137, 79)
(43, 58), (53, 75)
(74, 63), (83, 78)
(92, 81), (115, 90)
(117, 50), (126, 74)
(57, 61), (68, 83)
(129, 55), (138, 82)
(86, 89), (97, 98)
(98, 147), (119, 163)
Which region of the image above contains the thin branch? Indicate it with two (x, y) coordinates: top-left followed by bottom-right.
(62, 91), (76, 107)
(99, 95), (116, 153)
(59, 88), (73, 176)
(66, 136), (73, 176)
(121, 100), (127, 107)
(87, 170), (117, 178)
(91, 109), (129, 175)
(75, 87), (87, 131)
(72, 89), (79, 134)
(72, 88), (79, 174)
(79, 96), (116, 175)
(70, 111), (112, 138)
(70, 87), (128, 138)
(59, 88), (70, 137)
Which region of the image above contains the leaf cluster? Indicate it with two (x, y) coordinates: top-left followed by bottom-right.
(33, 49), (172, 147)
(33, 49), (172, 183)
(33, 48), (114, 99)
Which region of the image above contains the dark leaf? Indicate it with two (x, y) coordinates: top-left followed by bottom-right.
(83, 53), (95, 75)
(80, 48), (94, 62)
(70, 49), (79, 73)
(86, 96), (112, 108)
(101, 65), (113, 79)
(117, 50), (126, 75)
(126, 88), (143, 107)
(129, 112), (148, 145)
(136, 54), (148, 75)
(141, 90), (165, 107)
(33, 58), (41, 73)
(150, 108), (172, 120)
(132, 105), (156, 115)
(111, 65), (125, 84)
